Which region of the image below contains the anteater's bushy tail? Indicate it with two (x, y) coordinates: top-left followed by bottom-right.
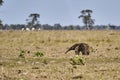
(65, 43), (79, 54)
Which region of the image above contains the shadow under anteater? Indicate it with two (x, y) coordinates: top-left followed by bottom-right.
(65, 43), (90, 55)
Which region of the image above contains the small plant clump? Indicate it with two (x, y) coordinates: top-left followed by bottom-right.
(70, 55), (85, 65)
(19, 50), (25, 58)
(34, 51), (44, 57)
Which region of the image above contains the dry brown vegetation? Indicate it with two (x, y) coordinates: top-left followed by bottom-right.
(0, 30), (120, 80)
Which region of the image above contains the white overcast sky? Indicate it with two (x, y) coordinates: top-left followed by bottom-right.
(0, 0), (120, 26)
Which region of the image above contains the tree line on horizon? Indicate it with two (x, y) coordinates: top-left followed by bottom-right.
(1, 23), (120, 30)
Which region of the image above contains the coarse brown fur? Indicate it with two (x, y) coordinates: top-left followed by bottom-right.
(65, 43), (90, 55)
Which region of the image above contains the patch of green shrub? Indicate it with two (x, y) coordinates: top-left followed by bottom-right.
(70, 55), (85, 65)
(34, 51), (44, 57)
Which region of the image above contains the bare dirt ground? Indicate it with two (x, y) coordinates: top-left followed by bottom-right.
(0, 30), (120, 80)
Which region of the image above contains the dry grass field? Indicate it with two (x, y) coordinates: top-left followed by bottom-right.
(0, 30), (120, 80)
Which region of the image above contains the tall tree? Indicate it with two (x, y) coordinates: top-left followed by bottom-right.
(0, 0), (4, 29)
(26, 13), (40, 29)
(78, 9), (95, 30)
(0, 0), (3, 6)
(0, 19), (2, 29)
(85, 9), (92, 17)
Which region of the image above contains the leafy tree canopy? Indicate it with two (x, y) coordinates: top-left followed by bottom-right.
(0, 0), (3, 6)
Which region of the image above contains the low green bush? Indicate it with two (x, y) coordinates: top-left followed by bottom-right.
(70, 55), (85, 65)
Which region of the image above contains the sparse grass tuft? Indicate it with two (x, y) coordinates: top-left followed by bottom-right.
(115, 47), (120, 50)
(34, 51), (44, 57)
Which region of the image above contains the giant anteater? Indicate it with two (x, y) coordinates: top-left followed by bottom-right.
(65, 43), (90, 55)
